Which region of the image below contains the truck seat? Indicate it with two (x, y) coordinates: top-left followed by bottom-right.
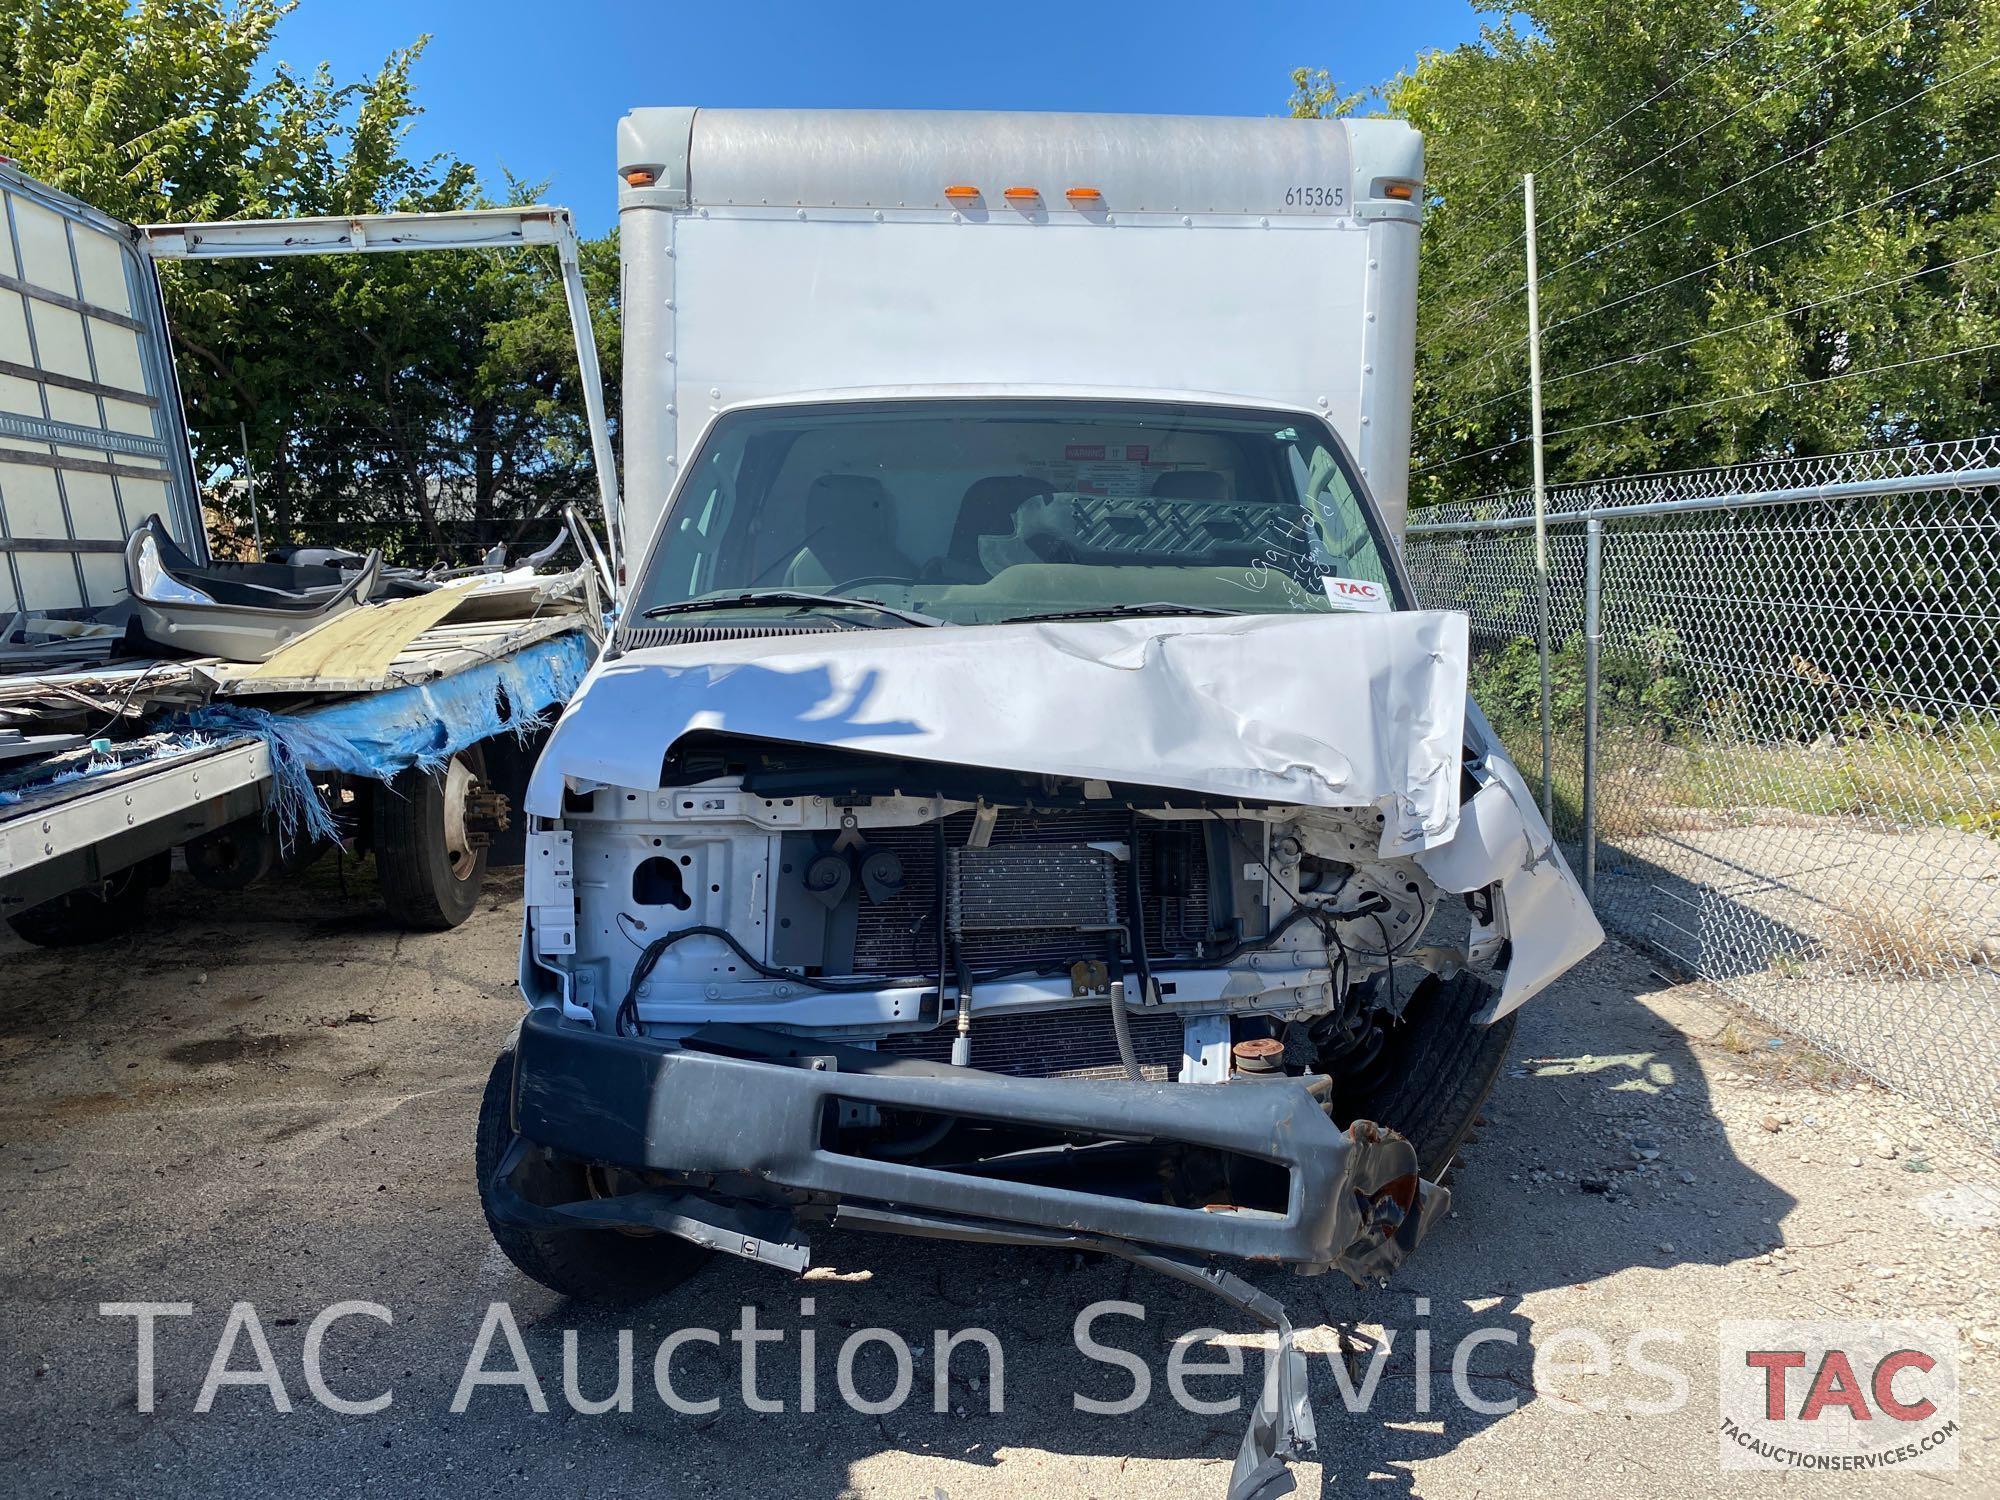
(944, 475), (1050, 579)
(783, 475), (916, 588)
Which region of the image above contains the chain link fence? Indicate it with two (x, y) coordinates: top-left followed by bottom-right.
(1405, 437), (2000, 1153)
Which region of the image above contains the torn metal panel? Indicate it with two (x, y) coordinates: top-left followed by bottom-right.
(1416, 747), (1604, 1017)
(0, 656), (210, 724)
(528, 610), (1470, 854)
(215, 566), (598, 685)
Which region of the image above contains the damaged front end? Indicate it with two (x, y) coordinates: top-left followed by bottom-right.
(487, 607), (1600, 1498)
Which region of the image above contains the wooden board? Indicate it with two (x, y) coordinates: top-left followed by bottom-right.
(211, 611), (591, 697)
(231, 580), (485, 686)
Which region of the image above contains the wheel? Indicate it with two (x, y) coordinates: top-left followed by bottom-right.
(184, 816), (278, 891)
(372, 746), (488, 930)
(474, 1047), (711, 1303)
(1326, 971), (1517, 1178)
(7, 857), (162, 947)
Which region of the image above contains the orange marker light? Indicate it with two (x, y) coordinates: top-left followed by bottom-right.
(1065, 187), (1104, 207)
(623, 168), (658, 187)
(943, 184), (982, 202)
(1002, 187), (1041, 205)
(1383, 181), (1418, 201)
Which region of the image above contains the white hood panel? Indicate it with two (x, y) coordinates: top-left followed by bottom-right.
(529, 611), (1470, 855)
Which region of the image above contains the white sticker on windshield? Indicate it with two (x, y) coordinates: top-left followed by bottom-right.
(1322, 575), (1390, 612)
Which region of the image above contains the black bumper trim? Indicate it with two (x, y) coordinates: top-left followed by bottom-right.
(508, 1008), (1440, 1274)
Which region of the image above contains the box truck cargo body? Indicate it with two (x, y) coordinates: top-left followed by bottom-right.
(611, 107), (1425, 553)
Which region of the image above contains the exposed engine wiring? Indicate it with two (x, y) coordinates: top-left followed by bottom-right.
(609, 814), (1403, 1036)
(1370, 911), (1399, 1022)
(615, 923), (931, 1035)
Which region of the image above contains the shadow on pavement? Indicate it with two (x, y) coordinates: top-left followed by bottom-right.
(0, 876), (1793, 1500)
(439, 938), (1794, 1498)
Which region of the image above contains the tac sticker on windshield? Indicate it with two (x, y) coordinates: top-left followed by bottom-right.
(1322, 576), (1390, 612)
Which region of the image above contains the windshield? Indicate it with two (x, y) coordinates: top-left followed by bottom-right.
(629, 400), (1398, 626)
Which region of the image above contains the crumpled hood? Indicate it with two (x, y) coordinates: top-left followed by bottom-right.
(528, 610), (1470, 854)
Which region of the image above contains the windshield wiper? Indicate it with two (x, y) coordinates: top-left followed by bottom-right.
(999, 601), (1243, 625)
(641, 590), (944, 628)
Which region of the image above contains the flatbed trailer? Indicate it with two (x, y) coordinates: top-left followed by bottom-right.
(0, 166), (617, 942)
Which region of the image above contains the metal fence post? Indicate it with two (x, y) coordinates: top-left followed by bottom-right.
(1581, 516), (1602, 901)
(1523, 172), (1554, 826)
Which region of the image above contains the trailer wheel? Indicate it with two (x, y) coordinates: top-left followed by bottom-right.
(474, 1047), (711, 1303)
(372, 747), (488, 930)
(1326, 971), (1517, 1178)
(184, 816), (278, 891)
(7, 855), (164, 948)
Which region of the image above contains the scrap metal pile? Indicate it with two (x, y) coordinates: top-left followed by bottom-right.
(0, 514), (603, 838)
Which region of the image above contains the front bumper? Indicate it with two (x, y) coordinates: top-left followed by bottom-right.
(501, 1008), (1443, 1279)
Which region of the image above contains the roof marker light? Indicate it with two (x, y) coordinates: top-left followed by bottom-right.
(1383, 181), (1418, 201)
(1065, 187), (1104, 207)
(943, 184), (981, 202)
(1002, 186), (1041, 205)
(623, 168), (657, 187)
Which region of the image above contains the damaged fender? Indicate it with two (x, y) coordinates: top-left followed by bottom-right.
(1416, 743), (1604, 1018)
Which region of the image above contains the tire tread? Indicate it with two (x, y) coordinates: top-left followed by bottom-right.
(1340, 972), (1517, 1177)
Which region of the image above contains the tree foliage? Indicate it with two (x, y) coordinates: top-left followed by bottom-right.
(0, 0), (617, 560)
(1302, 0), (2000, 506)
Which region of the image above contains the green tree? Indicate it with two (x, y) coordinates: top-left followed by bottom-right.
(0, 0), (616, 560)
(1301, 0), (2000, 506)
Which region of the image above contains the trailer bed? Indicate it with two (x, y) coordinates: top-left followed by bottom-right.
(0, 610), (596, 920)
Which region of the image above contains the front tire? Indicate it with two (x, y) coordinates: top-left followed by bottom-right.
(1328, 971), (1517, 1178)
(474, 1047), (711, 1303)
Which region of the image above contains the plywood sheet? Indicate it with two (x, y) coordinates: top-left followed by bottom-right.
(236, 580), (482, 685)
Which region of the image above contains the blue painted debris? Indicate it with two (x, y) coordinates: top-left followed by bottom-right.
(185, 632), (595, 843)
(0, 633), (595, 845)
(0, 733), (222, 808)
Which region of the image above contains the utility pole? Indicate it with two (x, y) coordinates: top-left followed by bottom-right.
(239, 420), (264, 562)
(1524, 172), (1554, 827)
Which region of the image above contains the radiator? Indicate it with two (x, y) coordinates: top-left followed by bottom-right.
(876, 1005), (1185, 1081)
(851, 808), (1213, 975)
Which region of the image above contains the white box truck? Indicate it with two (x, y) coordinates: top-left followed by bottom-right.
(482, 109), (1601, 1495)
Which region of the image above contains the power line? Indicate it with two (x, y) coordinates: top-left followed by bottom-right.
(1591, 0), (1934, 205)
(1537, 46), (2000, 285)
(1544, 148), (2000, 335)
(1429, 246), (2000, 429)
(1418, 217), (1524, 313)
(1540, 0), (1828, 180)
(1413, 339), (2000, 473)
(1432, 52), (2000, 351)
(1419, 0), (1819, 276)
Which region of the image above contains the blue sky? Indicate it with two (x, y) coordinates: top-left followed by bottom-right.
(270, 1), (1487, 232)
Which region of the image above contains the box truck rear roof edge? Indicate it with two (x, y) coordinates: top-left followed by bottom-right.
(617, 107), (1422, 216)
(611, 107), (1422, 561)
